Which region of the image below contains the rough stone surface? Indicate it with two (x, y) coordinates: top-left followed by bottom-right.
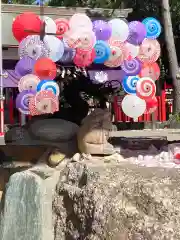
(28, 119), (79, 142)
(0, 168), (59, 240)
(0, 169), (10, 201)
(77, 109), (114, 155)
(53, 155), (180, 240)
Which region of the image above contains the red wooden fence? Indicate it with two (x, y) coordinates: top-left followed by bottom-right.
(0, 89), (168, 135)
(113, 90), (167, 122)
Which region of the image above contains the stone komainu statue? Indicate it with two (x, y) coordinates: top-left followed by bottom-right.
(77, 108), (115, 155)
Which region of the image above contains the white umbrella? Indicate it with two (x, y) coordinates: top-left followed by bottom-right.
(121, 94), (146, 119)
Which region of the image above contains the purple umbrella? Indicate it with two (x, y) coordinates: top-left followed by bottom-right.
(16, 90), (36, 115)
(121, 58), (142, 76)
(127, 21), (147, 45)
(93, 20), (112, 41)
(15, 56), (36, 77)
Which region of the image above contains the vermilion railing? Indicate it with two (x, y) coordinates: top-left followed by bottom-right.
(0, 89), (168, 135)
(113, 90), (167, 122)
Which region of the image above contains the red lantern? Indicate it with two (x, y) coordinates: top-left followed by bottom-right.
(12, 12), (41, 42)
(145, 97), (158, 114)
(34, 58), (57, 80)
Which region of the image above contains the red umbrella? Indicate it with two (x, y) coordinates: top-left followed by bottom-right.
(144, 97), (158, 114)
(34, 58), (57, 80)
(12, 12), (41, 42)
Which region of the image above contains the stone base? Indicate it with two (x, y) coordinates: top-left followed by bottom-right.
(52, 156), (180, 239)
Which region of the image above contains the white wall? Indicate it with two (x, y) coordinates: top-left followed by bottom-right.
(2, 13), (18, 46)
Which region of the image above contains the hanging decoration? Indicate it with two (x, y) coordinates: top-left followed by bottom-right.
(12, 10), (162, 117)
(139, 62), (160, 81)
(144, 97), (158, 114)
(121, 58), (142, 76)
(18, 74), (40, 92)
(142, 17), (161, 39)
(93, 20), (112, 41)
(127, 21), (147, 45)
(43, 35), (64, 62)
(122, 76), (140, 95)
(121, 95), (147, 119)
(34, 90), (59, 114)
(34, 58), (57, 80)
(18, 35), (50, 60)
(55, 18), (70, 39)
(137, 39), (161, 63)
(136, 77), (156, 100)
(16, 90), (36, 115)
(12, 12), (41, 42)
(15, 56), (36, 77)
(93, 41), (111, 64)
(108, 19), (129, 42)
(36, 80), (60, 96)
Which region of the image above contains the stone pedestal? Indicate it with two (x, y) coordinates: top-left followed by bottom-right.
(53, 156), (180, 239)
(0, 166), (59, 240)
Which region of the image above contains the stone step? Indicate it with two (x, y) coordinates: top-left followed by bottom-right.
(110, 136), (168, 150)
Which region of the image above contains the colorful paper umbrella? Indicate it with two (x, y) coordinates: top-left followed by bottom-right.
(55, 18), (69, 39)
(94, 40), (111, 64)
(121, 58), (142, 76)
(34, 90), (59, 114)
(36, 80), (60, 96)
(139, 62), (160, 81)
(73, 48), (95, 67)
(36, 98), (59, 114)
(93, 20), (112, 41)
(136, 77), (156, 100)
(59, 40), (76, 63)
(35, 89), (57, 102)
(124, 42), (140, 60)
(43, 36), (64, 62)
(122, 75), (140, 94)
(16, 90), (36, 115)
(127, 21), (147, 45)
(104, 41), (126, 67)
(69, 13), (93, 31)
(138, 39), (161, 63)
(108, 19), (129, 42)
(121, 94), (146, 119)
(29, 97), (41, 116)
(144, 96), (158, 114)
(40, 16), (57, 34)
(18, 35), (50, 60)
(34, 58), (57, 80)
(15, 56), (36, 77)
(142, 17), (162, 39)
(18, 74), (40, 92)
(12, 12), (41, 42)
(29, 96), (59, 116)
(65, 29), (96, 51)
